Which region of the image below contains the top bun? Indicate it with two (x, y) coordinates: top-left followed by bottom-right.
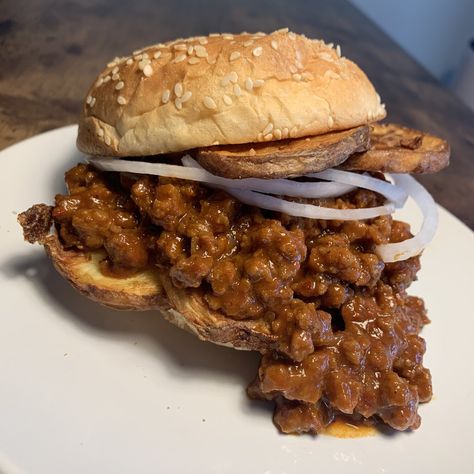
(77, 29), (386, 156)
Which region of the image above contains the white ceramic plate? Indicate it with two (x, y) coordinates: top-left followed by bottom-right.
(1, 126), (473, 474)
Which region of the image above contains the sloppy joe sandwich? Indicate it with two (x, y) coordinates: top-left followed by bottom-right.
(18, 29), (449, 435)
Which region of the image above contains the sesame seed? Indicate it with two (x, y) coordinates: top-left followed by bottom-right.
(212, 140), (220, 145)
(134, 54), (143, 61)
(126, 58), (134, 65)
(174, 44), (187, 51)
(153, 51), (162, 59)
(271, 40), (278, 50)
(253, 79), (264, 88)
(293, 73), (302, 81)
(132, 49), (142, 55)
(103, 76), (111, 83)
(257, 133), (263, 141)
(288, 32), (296, 40)
(209, 33), (220, 37)
(181, 91), (192, 103)
(301, 72), (314, 81)
(117, 96), (127, 105)
(90, 97), (96, 107)
(230, 51), (241, 61)
(86, 95), (92, 104)
(187, 45), (194, 55)
(252, 46), (263, 57)
(249, 148), (256, 156)
(223, 34), (234, 40)
(233, 84), (242, 96)
(264, 133), (273, 141)
(223, 94), (232, 105)
(319, 52), (334, 62)
(243, 40), (254, 47)
(376, 93), (381, 102)
(138, 59), (149, 70)
(143, 64), (153, 77)
(263, 122), (274, 135)
(289, 126), (298, 137)
(112, 73), (120, 81)
(174, 53), (186, 63)
(275, 27), (289, 34)
(328, 116), (334, 127)
(104, 135), (111, 146)
(142, 53), (149, 59)
(282, 127), (289, 138)
(203, 96), (217, 109)
(188, 57), (200, 64)
(207, 57), (216, 65)
(174, 82), (183, 97)
(222, 72), (238, 86)
(336, 45), (341, 57)
(115, 81), (124, 90)
(245, 77), (253, 91)
(289, 65), (298, 74)
(194, 45), (208, 57)
(255, 32), (266, 37)
(324, 70), (340, 80)
(327, 42), (334, 49)
(95, 77), (104, 87)
(175, 98), (182, 110)
(274, 129), (282, 140)
(162, 89), (170, 104)
(97, 128), (104, 137)
(107, 61), (117, 68)
(199, 38), (208, 45)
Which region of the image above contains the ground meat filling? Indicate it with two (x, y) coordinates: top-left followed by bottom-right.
(53, 164), (432, 432)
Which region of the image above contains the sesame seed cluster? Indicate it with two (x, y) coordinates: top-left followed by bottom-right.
(79, 28), (386, 155)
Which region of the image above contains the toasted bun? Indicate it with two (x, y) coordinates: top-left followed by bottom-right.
(77, 29), (386, 156)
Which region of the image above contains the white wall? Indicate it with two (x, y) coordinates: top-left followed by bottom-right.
(350, 0), (474, 84)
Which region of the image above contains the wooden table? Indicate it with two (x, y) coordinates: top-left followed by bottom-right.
(1, 0), (473, 228)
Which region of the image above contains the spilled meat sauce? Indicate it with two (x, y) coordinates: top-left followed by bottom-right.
(52, 163), (432, 434)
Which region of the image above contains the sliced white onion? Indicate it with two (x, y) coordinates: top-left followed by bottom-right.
(375, 174), (438, 262)
(88, 156), (355, 198)
(182, 156), (395, 221)
(224, 188), (396, 220)
(310, 169), (408, 208)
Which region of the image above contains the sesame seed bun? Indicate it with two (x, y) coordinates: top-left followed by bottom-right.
(77, 29), (386, 156)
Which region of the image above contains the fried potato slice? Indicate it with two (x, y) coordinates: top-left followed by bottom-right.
(18, 206), (277, 352)
(195, 126), (370, 178)
(339, 123), (450, 173)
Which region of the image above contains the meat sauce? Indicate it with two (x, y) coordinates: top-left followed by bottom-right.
(53, 164), (432, 433)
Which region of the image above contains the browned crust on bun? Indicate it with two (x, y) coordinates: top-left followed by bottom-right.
(18, 206), (277, 351)
(77, 30), (385, 156)
(195, 125), (369, 178)
(339, 123), (450, 173)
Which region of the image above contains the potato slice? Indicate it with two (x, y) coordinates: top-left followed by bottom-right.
(195, 126), (370, 179)
(18, 205), (277, 352)
(339, 123), (450, 173)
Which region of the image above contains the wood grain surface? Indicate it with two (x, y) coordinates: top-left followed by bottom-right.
(1, 0), (473, 227)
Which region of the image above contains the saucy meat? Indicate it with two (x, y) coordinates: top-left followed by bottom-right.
(53, 163), (432, 433)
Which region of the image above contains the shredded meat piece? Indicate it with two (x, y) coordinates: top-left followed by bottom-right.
(18, 204), (53, 244)
(51, 163), (431, 434)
